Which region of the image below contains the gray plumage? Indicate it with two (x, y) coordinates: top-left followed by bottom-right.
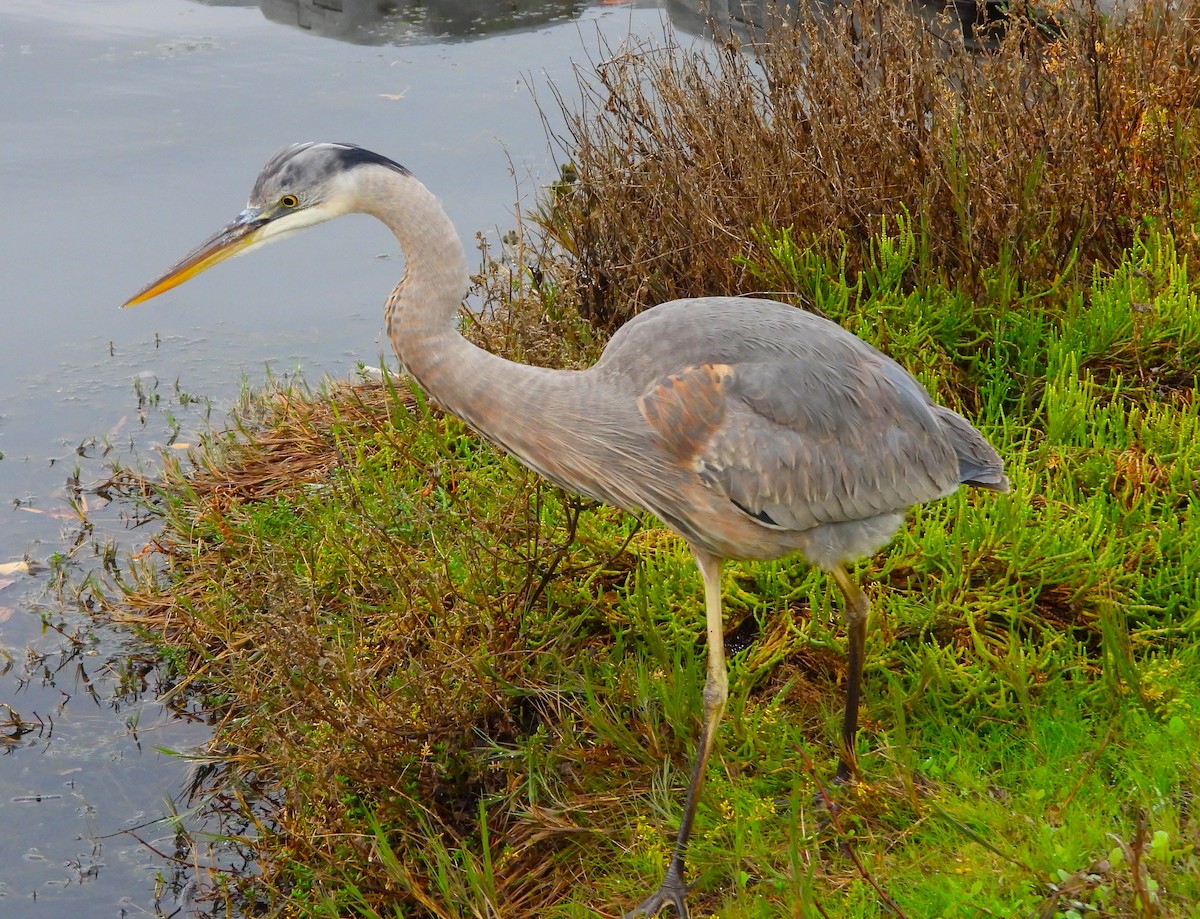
(125, 143), (1009, 919)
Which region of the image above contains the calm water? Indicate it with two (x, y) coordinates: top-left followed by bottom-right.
(0, 2), (709, 915)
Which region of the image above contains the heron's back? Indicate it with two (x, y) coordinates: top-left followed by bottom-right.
(585, 296), (1007, 564)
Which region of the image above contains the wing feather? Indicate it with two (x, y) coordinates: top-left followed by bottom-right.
(638, 347), (962, 533)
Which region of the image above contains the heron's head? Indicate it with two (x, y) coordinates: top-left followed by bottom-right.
(124, 142), (410, 306)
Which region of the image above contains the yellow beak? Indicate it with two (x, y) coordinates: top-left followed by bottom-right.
(123, 208), (269, 307)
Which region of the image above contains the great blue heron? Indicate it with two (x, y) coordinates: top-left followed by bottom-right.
(125, 142), (1009, 917)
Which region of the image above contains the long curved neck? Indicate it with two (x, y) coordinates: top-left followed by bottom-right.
(361, 168), (518, 420)
(357, 165), (654, 512)
(362, 166), (588, 467)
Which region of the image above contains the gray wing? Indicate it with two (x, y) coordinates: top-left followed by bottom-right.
(635, 342), (965, 533)
(610, 296), (1005, 531)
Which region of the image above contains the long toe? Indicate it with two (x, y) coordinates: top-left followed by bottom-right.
(624, 867), (691, 918)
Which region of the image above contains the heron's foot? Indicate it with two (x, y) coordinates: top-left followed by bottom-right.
(833, 753), (858, 788)
(811, 763), (856, 819)
(624, 862), (692, 918)
(811, 785), (843, 820)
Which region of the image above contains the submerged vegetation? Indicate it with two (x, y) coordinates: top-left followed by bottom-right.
(100, 1), (1199, 916)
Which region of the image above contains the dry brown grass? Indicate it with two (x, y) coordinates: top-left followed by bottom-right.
(106, 376), (667, 915)
(541, 0), (1200, 329)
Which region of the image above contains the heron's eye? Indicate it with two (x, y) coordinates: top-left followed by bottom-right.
(279, 194), (300, 209)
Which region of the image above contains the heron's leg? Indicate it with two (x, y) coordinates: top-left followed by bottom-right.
(626, 549), (728, 919)
(829, 565), (869, 786)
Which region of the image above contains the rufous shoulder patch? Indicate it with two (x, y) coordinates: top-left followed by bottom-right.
(637, 363), (733, 461)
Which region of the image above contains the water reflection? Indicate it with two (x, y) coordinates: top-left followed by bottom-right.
(667, 0), (1016, 48)
(190, 0), (1022, 51)
(190, 0), (596, 44)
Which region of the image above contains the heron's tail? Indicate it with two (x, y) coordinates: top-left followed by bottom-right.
(963, 468), (1011, 492)
(935, 406), (1011, 493)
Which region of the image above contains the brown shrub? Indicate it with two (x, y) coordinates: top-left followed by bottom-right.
(541, 0), (1200, 330)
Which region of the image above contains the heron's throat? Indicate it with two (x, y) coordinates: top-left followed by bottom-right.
(366, 169), (472, 374)
(370, 168), (546, 447)
(367, 166), (598, 495)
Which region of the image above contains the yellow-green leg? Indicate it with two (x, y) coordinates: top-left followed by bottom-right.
(626, 549), (727, 919)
